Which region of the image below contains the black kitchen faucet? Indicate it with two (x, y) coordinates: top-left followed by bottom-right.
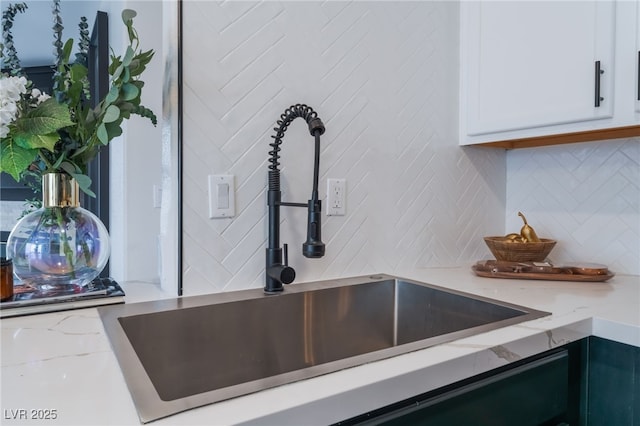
(265, 104), (326, 294)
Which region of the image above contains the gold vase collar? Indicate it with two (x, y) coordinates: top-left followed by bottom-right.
(42, 173), (79, 208)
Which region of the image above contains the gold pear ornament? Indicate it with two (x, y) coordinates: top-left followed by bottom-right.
(504, 232), (525, 243)
(518, 212), (541, 242)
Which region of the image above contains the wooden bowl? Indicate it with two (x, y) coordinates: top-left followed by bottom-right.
(484, 236), (556, 262)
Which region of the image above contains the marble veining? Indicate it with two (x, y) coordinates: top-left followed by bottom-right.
(546, 329), (572, 349)
(489, 345), (522, 362)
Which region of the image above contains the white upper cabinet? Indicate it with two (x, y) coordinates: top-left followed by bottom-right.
(460, 1), (640, 146)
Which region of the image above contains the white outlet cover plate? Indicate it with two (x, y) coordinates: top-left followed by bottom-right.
(326, 178), (346, 216)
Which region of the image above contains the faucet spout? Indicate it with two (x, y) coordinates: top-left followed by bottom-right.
(303, 127), (325, 258)
(265, 104), (326, 294)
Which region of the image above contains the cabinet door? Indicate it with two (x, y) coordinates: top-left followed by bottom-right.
(461, 1), (615, 138)
(587, 337), (640, 425)
(344, 350), (571, 426)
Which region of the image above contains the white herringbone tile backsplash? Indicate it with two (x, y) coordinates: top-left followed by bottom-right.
(506, 139), (640, 275)
(182, 1), (505, 294)
(182, 1), (638, 294)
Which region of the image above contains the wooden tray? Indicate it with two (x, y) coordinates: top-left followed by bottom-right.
(472, 260), (615, 282)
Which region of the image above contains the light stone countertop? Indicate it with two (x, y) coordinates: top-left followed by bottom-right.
(1, 268), (639, 426)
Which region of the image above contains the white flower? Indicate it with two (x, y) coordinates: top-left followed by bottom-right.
(0, 75), (27, 102)
(31, 88), (51, 104)
(0, 75), (29, 138)
(0, 100), (18, 137)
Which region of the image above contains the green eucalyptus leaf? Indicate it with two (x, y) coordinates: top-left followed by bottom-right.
(112, 63), (124, 81)
(121, 82), (140, 101)
(138, 49), (155, 63)
(69, 172), (95, 197)
(51, 153), (66, 170)
(122, 9), (137, 24)
(118, 101), (134, 113)
(97, 123), (108, 145)
(59, 161), (79, 175)
(81, 185), (96, 198)
(129, 50), (154, 77)
(129, 56), (152, 77)
(104, 121), (123, 140)
(103, 105), (121, 123)
(132, 80), (145, 90)
(104, 86), (119, 105)
(71, 145), (89, 157)
(123, 46), (135, 67)
(128, 59), (141, 76)
(122, 66), (130, 83)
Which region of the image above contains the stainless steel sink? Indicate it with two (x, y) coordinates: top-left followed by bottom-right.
(98, 274), (549, 423)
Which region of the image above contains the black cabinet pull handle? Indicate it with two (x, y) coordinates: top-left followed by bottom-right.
(637, 52), (640, 101)
(595, 60), (604, 107)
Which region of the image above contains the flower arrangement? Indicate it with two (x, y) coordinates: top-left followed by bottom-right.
(0, 0), (157, 196)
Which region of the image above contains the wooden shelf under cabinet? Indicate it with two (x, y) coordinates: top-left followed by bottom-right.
(474, 125), (640, 150)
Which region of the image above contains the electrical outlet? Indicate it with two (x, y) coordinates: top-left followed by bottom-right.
(326, 178), (346, 216)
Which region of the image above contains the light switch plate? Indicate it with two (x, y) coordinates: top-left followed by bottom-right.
(208, 175), (235, 218)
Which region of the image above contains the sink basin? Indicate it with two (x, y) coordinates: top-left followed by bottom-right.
(98, 274), (549, 423)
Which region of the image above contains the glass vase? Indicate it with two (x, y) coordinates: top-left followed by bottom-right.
(6, 173), (110, 289)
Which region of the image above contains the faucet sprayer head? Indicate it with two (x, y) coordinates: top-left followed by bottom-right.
(303, 199), (325, 258)
(303, 239), (325, 258)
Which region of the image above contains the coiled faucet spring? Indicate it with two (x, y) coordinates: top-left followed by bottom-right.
(268, 104), (325, 191)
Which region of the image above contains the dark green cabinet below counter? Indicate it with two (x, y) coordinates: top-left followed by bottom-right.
(588, 337), (640, 425)
(336, 337), (639, 426)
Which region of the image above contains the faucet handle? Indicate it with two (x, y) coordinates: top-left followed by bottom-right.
(283, 243), (289, 266)
(280, 244), (295, 284)
(280, 265), (295, 285)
